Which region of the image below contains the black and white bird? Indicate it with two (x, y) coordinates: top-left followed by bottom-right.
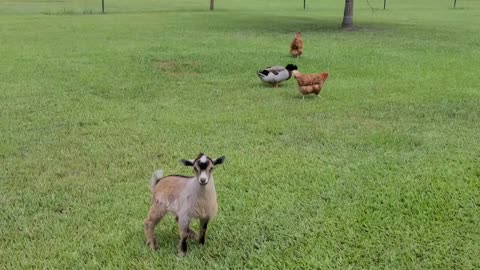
(257, 64), (298, 88)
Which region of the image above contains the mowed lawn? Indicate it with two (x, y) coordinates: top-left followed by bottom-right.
(1, 0), (479, 268)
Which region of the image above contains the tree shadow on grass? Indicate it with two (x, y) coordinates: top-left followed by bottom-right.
(225, 15), (341, 33)
(204, 12), (403, 34)
(107, 8), (400, 33)
(107, 8), (209, 15)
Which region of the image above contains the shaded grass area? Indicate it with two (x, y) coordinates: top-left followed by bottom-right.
(1, 0), (480, 268)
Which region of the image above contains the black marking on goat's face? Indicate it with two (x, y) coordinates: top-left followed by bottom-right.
(198, 161), (209, 170)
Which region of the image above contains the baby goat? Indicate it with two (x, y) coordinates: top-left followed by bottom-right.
(144, 153), (225, 256)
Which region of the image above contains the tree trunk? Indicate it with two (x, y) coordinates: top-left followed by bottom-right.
(341, 0), (354, 30)
(210, 0), (214, 11)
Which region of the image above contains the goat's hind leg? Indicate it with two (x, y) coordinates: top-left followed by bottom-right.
(144, 204), (166, 250)
(187, 228), (198, 241)
(176, 216), (197, 241)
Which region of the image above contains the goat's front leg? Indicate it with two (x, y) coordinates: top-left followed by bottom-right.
(199, 218), (210, 245)
(177, 218), (191, 257)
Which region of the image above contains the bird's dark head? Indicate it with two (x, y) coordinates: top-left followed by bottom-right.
(285, 64), (298, 71)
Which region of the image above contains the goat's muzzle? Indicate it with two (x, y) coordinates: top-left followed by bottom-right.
(199, 178), (208, 185)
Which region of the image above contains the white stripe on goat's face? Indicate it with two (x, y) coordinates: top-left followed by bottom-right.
(193, 154), (214, 186)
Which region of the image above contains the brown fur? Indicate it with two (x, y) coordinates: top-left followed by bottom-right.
(144, 154), (224, 257)
(292, 71), (329, 97)
(290, 32), (304, 58)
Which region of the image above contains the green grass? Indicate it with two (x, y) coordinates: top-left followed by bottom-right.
(1, 0), (480, 268)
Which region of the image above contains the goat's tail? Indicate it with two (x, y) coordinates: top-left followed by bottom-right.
(150, 170), (164, 192)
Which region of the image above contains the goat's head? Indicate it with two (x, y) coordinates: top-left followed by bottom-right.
(181, 153), (225, 185)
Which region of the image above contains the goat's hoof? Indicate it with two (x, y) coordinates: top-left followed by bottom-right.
(147, 240), (158, 250)
(188, 231), (198, 241)
(178, 251), (187, 257)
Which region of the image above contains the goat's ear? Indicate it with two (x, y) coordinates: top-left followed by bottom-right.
(181, 159), (195, 166)
(213, 156), (225, 166)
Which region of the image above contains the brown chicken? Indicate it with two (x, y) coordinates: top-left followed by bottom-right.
(292, 70), (329, 99)
(290, 32), (303, 58)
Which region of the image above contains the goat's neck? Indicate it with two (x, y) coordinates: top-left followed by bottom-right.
(188, 177), (216, 199)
